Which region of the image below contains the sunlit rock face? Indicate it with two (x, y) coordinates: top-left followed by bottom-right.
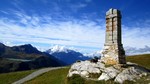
(68, 61), (150, 83)
(68, 60), (105, 78)
(101, 8), (126, 65)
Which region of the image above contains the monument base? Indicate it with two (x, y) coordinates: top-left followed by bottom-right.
(101, 43), (126, 65)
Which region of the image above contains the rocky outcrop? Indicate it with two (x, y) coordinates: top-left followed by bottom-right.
(68, 61), (105, 78)
(114, 65), (149, 83)
(68, 61), (150, 83)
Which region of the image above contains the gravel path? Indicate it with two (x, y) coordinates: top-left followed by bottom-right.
(12, 67), (66, 84)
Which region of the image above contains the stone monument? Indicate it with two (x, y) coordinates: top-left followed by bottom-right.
(68, 8), (150, 83)
(101, 8), (126, 65)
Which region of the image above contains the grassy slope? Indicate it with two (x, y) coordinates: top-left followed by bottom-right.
(0, 70), (35, 84)
(25, 67), (70, 84)
(126, 54), (150, 69)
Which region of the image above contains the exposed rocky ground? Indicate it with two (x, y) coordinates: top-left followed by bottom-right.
(68, 60), (150, 84)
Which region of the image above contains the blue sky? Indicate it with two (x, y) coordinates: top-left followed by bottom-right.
(0, 0), (150, 54)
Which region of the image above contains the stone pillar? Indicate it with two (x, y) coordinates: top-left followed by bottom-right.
(101, 8), (126, 65)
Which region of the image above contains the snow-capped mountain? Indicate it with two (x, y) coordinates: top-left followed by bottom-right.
(48, 45), (69, 54)
(46, 45), (91, 65)
(84, 50), (102, 58)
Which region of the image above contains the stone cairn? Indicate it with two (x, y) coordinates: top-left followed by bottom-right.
(67, 8), (150, 84)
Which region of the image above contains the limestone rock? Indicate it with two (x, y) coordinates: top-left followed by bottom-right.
(68, 61), (104, 78)
(98, 66), (120, 80)
(114, 65), (150, 83)
(98, 73), (110, 81)
(68, 61), (150, 83)
(80, 71), (89, 77)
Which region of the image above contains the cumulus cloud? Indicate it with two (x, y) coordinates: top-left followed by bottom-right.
(0, 6), (150, 54)
(0, 10), (105, 52)
(70, 3), (88, 11)
(125, 46), (150, 55)
(122, 25), (150, 48)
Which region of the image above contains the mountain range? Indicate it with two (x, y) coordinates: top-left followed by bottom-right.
(46, 45), (91, 65)
(0, 43), (65, 73)
(0, 43), (92, 73)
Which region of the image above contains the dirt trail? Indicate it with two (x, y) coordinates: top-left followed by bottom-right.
(12, 67), (65, 84)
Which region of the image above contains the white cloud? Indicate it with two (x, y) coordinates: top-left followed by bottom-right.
(122, 25), (150, 48)
(0, 10), (9, 14)
(69, 1), (90, 12)
(0, 9), (150, 54)
(0, 13), (105, 52)
(125, 46), (150, 55)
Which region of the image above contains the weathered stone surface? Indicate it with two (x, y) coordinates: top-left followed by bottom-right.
(68, 61), (104, 77)
(114, 65), (150, 83)
(101, 8), (126, 65)
(98, 66), (120, 80)
(80, 71), (89, 77)
(98, 73), (110, 81)
(68, 61), (150, 83)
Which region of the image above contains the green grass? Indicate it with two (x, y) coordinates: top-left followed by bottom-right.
(126, 54), (150, 69)
(25, 67), (70, 84)
(0, 70), (35, 84)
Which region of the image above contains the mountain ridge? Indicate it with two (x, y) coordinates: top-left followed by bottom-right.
(0, 43), (65, 73)
(46, 45), (91, 65)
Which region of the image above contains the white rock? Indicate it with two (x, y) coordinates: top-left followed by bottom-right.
(96, 62), (105, 69)
(114, 68), (135, 84)
(98, 66), (119, 81)
(105, 66), (120, 78)
(88, 67), (100, 73)
(68, 61), (103, 78)
(98, 73), (110, 81)
(115, 66), (149, 83)
(68, 60), (150, 84)
(115, 73), (135, 84)
(68, 71), (79, 77)
(80, 71), (89, 78)
(71, 61), (101, 73)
